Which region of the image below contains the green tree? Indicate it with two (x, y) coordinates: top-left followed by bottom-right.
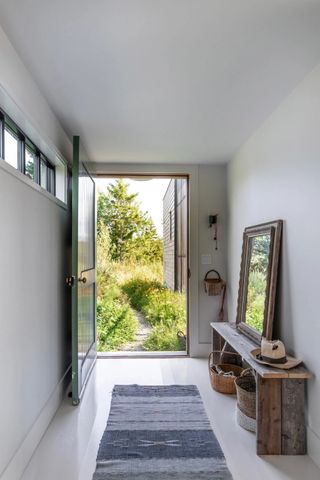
(97, 220), (112, 276)
(127, 218), (163, 263)
(98, 180), (162, 262)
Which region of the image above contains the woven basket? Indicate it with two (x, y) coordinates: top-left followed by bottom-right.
(208, 352), (244, 395)
(204, 270), (225, 296)
(235, 369), (256, 419)
(236, 405), (256, 433)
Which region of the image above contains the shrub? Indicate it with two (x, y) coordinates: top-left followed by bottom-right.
(143, 289), (186, 327)
(97, 280), (137, 351)
(143, 324), (186, 351)
(122, 277), (186, 351)
(122, 278), (164, 311)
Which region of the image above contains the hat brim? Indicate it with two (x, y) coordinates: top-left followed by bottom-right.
(250, 348), (302, 370)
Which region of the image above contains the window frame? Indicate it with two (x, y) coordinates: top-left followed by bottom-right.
(0, 108), (56, 196)
(0, 111), (4, 159)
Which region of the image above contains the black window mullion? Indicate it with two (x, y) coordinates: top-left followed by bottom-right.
(48, 164), (55, 195)
(34, 150), (40, 185)
(52, 167), (56, 196)
(49, 166), (56, 196)
(46, 161), (50, 192)
(18, 134), (25, 173)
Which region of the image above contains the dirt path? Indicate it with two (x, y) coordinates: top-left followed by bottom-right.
(121, 310), (152, 351)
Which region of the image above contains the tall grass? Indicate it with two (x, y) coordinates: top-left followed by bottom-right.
(113, 261), (163, 284)
(97, 254), (186, 352)
(97, 272), (137, 351)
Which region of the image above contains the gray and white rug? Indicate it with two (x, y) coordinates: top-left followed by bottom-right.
(93, 385), (233, 480)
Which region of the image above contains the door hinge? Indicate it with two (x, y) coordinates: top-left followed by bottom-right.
(65, 275), (75, 287)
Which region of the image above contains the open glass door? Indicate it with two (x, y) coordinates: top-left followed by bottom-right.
(71, 136), (96, 405)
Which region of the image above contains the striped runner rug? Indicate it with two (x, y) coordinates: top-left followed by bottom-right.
(93, 385), (233, 480)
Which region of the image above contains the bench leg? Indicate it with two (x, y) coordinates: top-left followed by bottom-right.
(257, 377), (282, 455)
(281, 379), (306, 455)
(256, 377), (306, 455)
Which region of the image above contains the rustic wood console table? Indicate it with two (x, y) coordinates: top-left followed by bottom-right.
(210, 322), (312, 455)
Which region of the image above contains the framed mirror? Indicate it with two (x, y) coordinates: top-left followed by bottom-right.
(236, 220), (283, 343)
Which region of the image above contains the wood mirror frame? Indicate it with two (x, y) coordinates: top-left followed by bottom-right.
(236, 220), (283, 343)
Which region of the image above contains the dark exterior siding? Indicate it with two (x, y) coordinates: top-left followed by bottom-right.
(163, 179), (175, 290)
(175, 178), (188, 293)
(163, 178), (188, 292)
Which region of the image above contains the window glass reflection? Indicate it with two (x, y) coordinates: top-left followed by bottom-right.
(4, 128), (18, 169)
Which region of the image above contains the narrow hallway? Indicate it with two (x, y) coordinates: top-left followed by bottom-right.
(20, 359), (320, 480)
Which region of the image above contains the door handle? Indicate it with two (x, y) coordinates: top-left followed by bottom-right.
(65, 276), (75, 287)
(78, 268), (95, 285)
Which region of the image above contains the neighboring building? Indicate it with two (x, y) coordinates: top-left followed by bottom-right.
(163, 179), (175, 290)
(163, 178), (188, 292)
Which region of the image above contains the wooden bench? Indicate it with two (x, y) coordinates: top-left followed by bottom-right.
(210, 322), (312, 455)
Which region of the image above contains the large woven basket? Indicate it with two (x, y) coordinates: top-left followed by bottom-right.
(236, 405), (256, 433)
(208, 352), (244, 395)
(235, 369), (256, 419)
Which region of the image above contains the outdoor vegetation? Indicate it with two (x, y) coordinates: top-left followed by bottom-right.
(245, 235), (270, 332)
(97, 179), (186, 352)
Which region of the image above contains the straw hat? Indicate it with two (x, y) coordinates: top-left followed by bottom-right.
(250, 338), (302, 370)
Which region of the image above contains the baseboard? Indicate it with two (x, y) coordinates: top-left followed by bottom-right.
(0, 365), (71, 480)
(190, 343), (212, 358)
(308, 426), (320, 469)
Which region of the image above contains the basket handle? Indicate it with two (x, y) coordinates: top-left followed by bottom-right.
(208, 352), (214, 370)
(240, 368), (255, 378)
(204, 269), (221, 281)
(209, 349), (241, 367)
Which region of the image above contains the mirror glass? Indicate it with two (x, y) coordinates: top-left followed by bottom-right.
(236, 220), (282, 343)
(245, 234), (271, 334)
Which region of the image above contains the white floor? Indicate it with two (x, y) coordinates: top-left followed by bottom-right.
(20, 358), (320, 480)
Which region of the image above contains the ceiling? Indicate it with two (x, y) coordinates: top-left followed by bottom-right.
(0, 0), (320, 164)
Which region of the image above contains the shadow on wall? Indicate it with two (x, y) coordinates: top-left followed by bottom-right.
(273, 223), (294, 353)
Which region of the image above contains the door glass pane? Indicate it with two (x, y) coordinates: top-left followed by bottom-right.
(71, 135), (96, 404)
(41, 159), (47, 189)
(4, 128), (18, 169)
(78, 164), (95, 372)
(25, 147), (36, 180)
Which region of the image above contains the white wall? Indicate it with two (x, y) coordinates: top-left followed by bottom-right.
(198, 166), (228, 344)
(0, 164), (71, 479)
(0, 27), (72, 479)
(0, 26), (71, 164)
(91, 162), (228, 357)
(227, 64), (320, 467)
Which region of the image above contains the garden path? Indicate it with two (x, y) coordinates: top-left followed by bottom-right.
(121, 310), (151, 351)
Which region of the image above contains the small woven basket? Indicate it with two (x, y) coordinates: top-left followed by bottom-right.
(235, 369), (256, 420)
(204, 269), (225, 296)
(208, 352), (244, 395)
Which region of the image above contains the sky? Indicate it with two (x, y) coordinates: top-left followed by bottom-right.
(96, 177), (171, 237)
